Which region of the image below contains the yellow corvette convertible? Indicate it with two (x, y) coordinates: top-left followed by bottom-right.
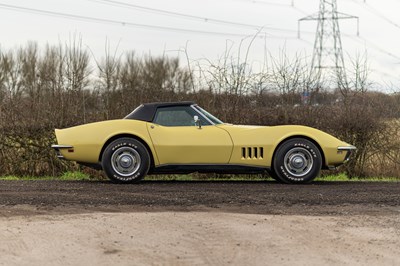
(52, 102), (356, 184)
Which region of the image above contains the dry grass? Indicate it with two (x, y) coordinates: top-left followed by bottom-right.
(362, 119), (400, 177)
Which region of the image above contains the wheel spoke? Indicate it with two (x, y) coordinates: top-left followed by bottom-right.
(111, 147), (141, 177)
(283, 147), (314, 177)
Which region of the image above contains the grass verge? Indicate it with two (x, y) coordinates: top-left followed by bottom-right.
(316, 173), (399, 182)
(0, 171), (92, 181)
(0, 172), (398, 182)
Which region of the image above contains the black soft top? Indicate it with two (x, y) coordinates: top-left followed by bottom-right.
(124, 101), (196, 122)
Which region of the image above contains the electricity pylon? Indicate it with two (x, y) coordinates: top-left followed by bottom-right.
(298, 0), (359, 89)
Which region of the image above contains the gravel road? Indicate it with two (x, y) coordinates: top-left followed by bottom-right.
(0, 180), (399, 265)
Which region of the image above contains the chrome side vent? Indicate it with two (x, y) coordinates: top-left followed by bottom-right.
(242, 147), (264, 159)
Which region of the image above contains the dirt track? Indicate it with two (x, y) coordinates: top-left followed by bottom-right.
(0, 180), (399, 265)
(0, 180), (399, 215)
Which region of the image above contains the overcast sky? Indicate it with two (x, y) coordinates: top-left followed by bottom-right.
(0, 0), (399, 90)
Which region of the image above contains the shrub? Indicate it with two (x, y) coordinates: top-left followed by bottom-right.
(0, 42), (398, 178)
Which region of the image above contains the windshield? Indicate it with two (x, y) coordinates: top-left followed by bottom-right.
(194, 105), (224, 125)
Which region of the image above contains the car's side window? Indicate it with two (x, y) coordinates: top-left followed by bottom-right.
(153, 106), (211, 127)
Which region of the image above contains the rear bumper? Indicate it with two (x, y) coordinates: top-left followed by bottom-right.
(51, 144), (73, 159)
(337, 145), (357, 163)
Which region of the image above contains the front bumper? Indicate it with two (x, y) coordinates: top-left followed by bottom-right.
(326, 145), (357, 170)
(51, 144), (73, 159)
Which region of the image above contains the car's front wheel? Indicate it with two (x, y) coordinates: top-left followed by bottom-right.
(102, 138), (150, 183)
(272, 138), (322, 184)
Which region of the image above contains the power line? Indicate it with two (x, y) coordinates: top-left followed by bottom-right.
(0, 3), (262, 37)
(229, 0), (294, 7)
(87, 0), (302, 35)
(343, 1), (400, 63)
(370, 68), (399, 81)
(88, 0), (262, 30)
(0, 0), (310, 38)
(349, 0), (400, 31)
(0, 2), (316, 42)
(364, 3), (400, 30)
(4, 0), (394, 63)
(229, 0), (309, 15)
(344, 34), (400, 61)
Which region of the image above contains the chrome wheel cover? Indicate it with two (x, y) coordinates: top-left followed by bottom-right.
(111, 147), (141, 177)
(283, 147), (314, 177)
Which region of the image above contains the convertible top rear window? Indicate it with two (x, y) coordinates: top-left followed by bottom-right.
(124, 102), (195, 122)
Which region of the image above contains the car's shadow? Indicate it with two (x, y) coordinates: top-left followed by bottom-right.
(86, 179), (365, 186)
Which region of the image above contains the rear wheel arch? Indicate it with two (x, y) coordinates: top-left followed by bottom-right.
(99, 134), (155, 169)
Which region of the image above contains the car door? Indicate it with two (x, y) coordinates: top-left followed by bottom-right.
(147, 106), (233, 165)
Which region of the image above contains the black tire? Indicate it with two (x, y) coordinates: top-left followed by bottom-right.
(272, 138), (322, 184)
(266, 168), (284, 183)
(102, 138), (150, 183)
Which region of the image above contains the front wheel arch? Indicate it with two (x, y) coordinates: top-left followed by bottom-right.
(272, 135), (326, 169)
(270, 136), (325, 183)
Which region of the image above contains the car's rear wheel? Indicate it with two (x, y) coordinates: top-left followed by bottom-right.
(102, 138), (150, 183)
(272, 138), (322, 184)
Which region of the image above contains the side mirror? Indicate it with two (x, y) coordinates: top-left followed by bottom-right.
(194, 115), (202, 129)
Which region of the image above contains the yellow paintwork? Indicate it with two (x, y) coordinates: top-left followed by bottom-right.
(55, 120), (353, 168)
(55, 120), (159, 164)
(147, 123), (232, 164)
(217, 124), (351, 167)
